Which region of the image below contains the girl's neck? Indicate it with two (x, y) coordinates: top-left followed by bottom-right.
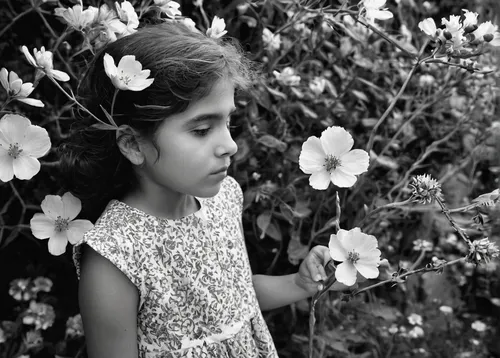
(121, 186), (199, 220)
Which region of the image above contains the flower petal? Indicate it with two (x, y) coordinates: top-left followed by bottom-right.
(127, 78), (155, 91)
(47, 231), (69, 256)
(354, 261), (380, 279)
(335, 261), (358, 286)
(320, 126), (354, 157)
(0, 114), (31, 144)
(17, 98), (45, 108)
(67, 219), (94, 244)
(0, 68), (9, 91)
(30, 213), (55, 239)
(50, 70), (70, 82)
(20, 125), (51, 157)
(309, 170), (331, 190)
(0, 150), (14, 182)
(18, 82), (35, 97)
(118, 55), (142, 73)
(41, 195), (64, 220)
(10, 79), (23, 94)
(22, 46), (38, 67)
(328, 234), (348, 261)
(330, 168), (357, 188)
(12, 155), (41, 180)
(340, 149), (370, 175)
(62, 192), (82, 220)
(299, 136), (325, 174)
(103, 53), (118, 79)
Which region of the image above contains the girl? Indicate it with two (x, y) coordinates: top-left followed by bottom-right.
(61, 20), (339, 358)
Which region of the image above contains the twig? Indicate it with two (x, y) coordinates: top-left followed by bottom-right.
(435, 197), (471, 245)
(0, 7), (34, 39)
(358, 198), (412, 228)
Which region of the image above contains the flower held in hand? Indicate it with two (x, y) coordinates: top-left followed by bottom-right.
(328, 227), (381, 286)
(0, 114), (51, 182)
(103, 53), (154, 91)
(299, 126), (369, 189)
(30, 192), (94, 256)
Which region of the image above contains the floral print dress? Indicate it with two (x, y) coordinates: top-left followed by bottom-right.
(73, 176), (279, 358)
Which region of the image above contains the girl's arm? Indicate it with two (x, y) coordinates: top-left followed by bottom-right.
(78, 245), (140, 358)
(252, 273), (313, 311)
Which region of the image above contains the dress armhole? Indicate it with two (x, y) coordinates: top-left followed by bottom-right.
(73, 232), (146, 309)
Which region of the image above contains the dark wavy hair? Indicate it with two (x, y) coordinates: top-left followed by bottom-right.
(59, 20), (255, 222)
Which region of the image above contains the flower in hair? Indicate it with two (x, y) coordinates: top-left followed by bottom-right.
(30, 192), (94, 256)
(21, 46), (70, 82)
(103, 53), (154, 91)
(0, 68), (44, 107)
(206, 16), (227, 38)
(0, 114), (51, 182)
(154, 0), (181, 19)
(110, 1), (139, 38)
(54, 3), (98, 31)
(299, 126), (369, 189)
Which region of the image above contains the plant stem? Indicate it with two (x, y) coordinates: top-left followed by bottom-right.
(435, 197), (471, 245)
(0, 7), (34, 39)
(358, 199), (412, 228)
(111, 89), (119, 118)
(47, 76), (107, 127)
(351, 257), (466, 296)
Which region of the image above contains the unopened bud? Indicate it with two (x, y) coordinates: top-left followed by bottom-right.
(483, 33), (494, 42)
(463, 24), (478, 34)
(443, 30), (452, 40)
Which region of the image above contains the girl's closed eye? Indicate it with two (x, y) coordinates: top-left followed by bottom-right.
(192, 126), (211, 136)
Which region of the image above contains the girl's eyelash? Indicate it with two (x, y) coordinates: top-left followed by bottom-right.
(193, 128), (210, 136)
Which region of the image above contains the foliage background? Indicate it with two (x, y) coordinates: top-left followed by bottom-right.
(0, 0), (500, 357)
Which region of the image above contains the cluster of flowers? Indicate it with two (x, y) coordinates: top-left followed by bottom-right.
(418, 9), (500, 57)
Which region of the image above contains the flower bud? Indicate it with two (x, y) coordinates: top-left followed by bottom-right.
(483, 33), (494, 42)
(443, 30), (452, 40)
(466, 238), (500, 264)
(463, 24), (478, 34)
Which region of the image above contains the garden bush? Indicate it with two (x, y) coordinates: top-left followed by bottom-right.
(0, 0), (499, 357)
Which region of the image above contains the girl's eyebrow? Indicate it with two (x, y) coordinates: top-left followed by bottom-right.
(185, 107), (237, 126)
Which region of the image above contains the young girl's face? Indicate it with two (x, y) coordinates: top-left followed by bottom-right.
(137, 77), (238, 198)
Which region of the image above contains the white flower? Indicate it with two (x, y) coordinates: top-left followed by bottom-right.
(0, 114), (51, 182)
(328, 227), (381, 286)
(21, 46), (70, 82)
(462, 9), (479, 28)
(471, 320), (487, 332)
(309, 77), (326, 95)
(178, 17), (198, 32)
(66, 314), (84, 338)
(412, 239), (433, 252)
(262, 28), (281, 51)
(388, 325), (398, 334)
(439, 305), (453, 314)
(103, 53), (154, 91)
(54, 4), (97, 30)
(111, 1), (139, 37)
(206, 16), (227, 38)
(0, 68), (44, 107)
(22, 301), (55, 330)
(418, 74), (435, 87)
(408, 313), (423, 326)
(442, 15), (462, 34)
(273, 67), (301, 86)
(418, 18), (438, 37)
(466, 238), (499, 264)
(9, 278), (34, 301)
(30, 192), (94, 256)
(472, 21), (498, 42)
(154, 0), (181, 19)
(408, 326), (424, 338)
(299, 126), (369, 189)
(361, 0), (393, 25)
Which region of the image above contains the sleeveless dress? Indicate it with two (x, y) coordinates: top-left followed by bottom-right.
(73, 176), (279, 358)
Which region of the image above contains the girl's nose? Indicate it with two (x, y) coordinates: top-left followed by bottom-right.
(215, 129), (238, 157)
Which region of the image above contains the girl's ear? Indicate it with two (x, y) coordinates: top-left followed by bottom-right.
(116, 125), (145, 166)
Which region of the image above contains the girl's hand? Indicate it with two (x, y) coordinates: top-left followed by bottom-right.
(294, 245), (354, 295)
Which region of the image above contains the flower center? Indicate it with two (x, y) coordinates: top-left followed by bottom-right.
(54, 216), (70, 232)
(119, 71), (135, 85)
(324, 155), (341, 172)
(347, 250), (360, 264)
(8, 143), (23, 159)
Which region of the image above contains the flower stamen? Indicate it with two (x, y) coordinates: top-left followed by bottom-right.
(324, 155), (342, 173)
(347, 250), (360, 264)
(54, 216), (70, 232)
(8, 143), (23, 159)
